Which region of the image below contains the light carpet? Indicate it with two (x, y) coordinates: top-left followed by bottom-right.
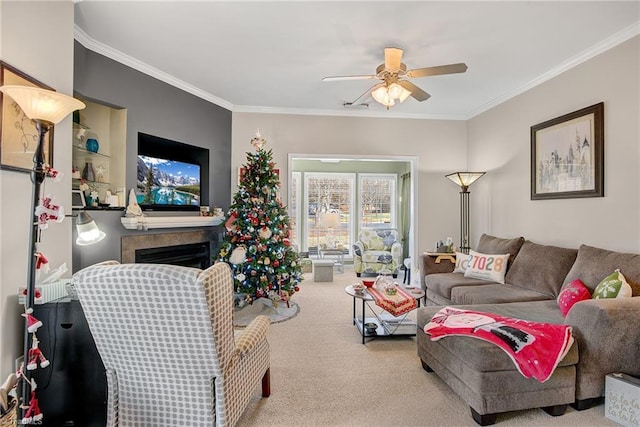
(236, 266), (615, 426)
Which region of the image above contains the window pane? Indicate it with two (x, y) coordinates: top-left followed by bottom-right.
(359, 174), (396, 229)
(305, 173), (354, 255)
(289, 172), (301, 246)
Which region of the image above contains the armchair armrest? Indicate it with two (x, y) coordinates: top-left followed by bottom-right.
(235, 314), (270, 357)
(564, 297), (640, 399)
(352, 241), (365, 258)
(390, 242), (403, 257)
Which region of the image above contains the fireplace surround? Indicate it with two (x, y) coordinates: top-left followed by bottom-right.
(121, 230), (214, 266)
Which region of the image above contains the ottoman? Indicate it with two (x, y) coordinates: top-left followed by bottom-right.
(416, 303), (578, 425)
(312, 259), (334, 282)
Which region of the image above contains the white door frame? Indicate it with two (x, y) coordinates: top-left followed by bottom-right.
(287, 153), (418, 271)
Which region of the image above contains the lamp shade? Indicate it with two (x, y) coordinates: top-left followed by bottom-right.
(371, 86), (389, 104)
(445, 172), (486, 191)
(319, 211), (341, 229)
(0, 85), (85, 124)
(76, 211), (106, 246)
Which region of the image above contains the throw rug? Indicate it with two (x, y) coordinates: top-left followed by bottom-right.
(424, 307), (574, 383)
(233, 297), (299, 328)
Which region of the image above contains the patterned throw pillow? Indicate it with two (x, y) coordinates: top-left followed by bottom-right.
(592, 269), (633, 299)
(463, 250), (510, 284)
(453, 251), (472, 274)
(557, 279), (591, 317)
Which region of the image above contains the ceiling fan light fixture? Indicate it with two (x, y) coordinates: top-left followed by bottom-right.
(371, 86), (389, 104)
(398, 86), (412, 103)
(387, 83), (403, 99)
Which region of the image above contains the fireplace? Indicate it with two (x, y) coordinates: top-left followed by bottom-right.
(135, 242), (211, 269)
(121, 230), (216, 268)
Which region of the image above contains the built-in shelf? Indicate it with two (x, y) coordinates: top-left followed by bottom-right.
(120, 215), (224, 230)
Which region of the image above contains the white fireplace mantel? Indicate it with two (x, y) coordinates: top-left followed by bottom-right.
(120, 215), (224, 230)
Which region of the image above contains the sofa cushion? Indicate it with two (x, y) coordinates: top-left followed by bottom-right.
(451, 284), (554, 305)
(426, 272), (499, 300)
(505, 241), (578, 298)
(592, 270), (633, 299)
(563, 245), (640, 296)
(463, 250), (510, 284)
(476, 234), (525, 270)
(557, 279), (591, 317)
(453, 251), (472, 273)
(426, 289), (453, 305)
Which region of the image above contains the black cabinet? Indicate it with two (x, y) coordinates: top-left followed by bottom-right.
(32, 300), (107, 427)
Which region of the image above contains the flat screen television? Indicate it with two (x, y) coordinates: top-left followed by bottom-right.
(137, 132), (209, 211)
(136, 154), (201, 208)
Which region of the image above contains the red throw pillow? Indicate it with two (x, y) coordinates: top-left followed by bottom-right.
(557, 279), (591, 317)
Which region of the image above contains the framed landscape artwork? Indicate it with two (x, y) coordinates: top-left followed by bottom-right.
(531, 102), (604, 200)
(0, 61), (55, 173)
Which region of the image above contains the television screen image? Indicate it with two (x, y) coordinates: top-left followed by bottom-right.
(137, 155), (201, 207)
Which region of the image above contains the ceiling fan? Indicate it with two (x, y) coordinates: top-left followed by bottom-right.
(322, 47), (467, 109)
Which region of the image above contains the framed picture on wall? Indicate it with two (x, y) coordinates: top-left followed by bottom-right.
(531, 102), (604, 200)
(0, 61), (56, 173)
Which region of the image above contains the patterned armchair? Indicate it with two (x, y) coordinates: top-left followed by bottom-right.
(353, 229), (403, 278)
(73, 261), (271, 427)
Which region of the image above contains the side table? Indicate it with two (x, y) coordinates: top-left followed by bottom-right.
(345, 284), (425, 344)
(32, 299), (107, 427)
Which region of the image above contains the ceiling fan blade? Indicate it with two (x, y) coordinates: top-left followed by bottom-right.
(398, 80), (431, 102)
(322, 74), (377, 81)
(384, 47), (403, 72)
(349, 83), (382, 105)
(405, 63), (468, 78)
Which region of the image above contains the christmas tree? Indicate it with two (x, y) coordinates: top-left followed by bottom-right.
(218, 132), (303, 306)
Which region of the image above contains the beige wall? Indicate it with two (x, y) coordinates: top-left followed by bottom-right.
(467, 36), (640, 252)
(0, 2), (75, 376)
(231, 113), (468, 261)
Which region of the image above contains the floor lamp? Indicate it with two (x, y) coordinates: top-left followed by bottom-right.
(445, 172), (486, 254)
(0, 85), (85, 422)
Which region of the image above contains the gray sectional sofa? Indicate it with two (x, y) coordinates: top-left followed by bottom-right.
(417, 234), (640, 425)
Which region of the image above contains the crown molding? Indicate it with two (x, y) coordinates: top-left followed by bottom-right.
(75, 20), (639, 122)
(466, 21), (640, 119)
(74, 25), (234, 111)
(232, 104), (467, 120)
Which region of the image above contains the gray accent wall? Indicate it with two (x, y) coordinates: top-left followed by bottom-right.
(73, 42), (231, 271)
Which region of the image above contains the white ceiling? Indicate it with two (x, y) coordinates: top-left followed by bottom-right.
(74, 1), (640, 120)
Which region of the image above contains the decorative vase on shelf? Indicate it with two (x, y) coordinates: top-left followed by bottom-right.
(82, 162), (95, 181)
(86, 138), (99, 153)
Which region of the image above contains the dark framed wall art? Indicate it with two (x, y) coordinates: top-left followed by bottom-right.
(0, 61), (55, 173)
(531, 102), (604, 200)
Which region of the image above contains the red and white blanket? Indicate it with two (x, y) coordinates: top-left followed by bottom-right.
(424, 307), (574, 383)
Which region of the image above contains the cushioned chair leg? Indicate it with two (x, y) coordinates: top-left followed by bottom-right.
(262, 368), (271, 397)
(420, 359), (433, 372)
(571, 397), (603, 411)
(470, 407), (497, 426)
(542, 404), (568, 416)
